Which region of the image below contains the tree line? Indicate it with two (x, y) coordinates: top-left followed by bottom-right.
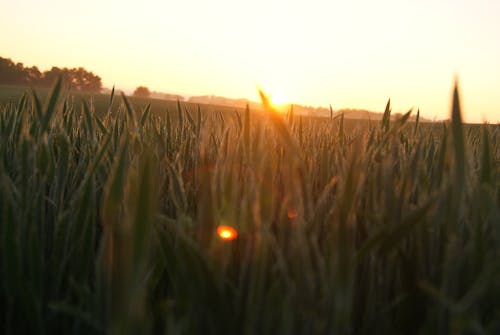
(0, 56), (102, 92)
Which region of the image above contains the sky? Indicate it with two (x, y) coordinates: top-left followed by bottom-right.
(1, 0), (499, 123)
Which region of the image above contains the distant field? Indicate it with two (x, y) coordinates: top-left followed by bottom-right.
(0, 84), (382, 132)
(0, 84), (253, 118)
(0, 81), (499, 334)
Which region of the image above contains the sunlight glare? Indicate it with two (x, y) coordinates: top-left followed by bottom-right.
(270, 91), (289, 106)
(217, 225), (238, 241)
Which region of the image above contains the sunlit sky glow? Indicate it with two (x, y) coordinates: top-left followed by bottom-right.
(1, 0), (499, 122)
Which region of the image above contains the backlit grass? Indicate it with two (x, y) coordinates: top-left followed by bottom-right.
(0, 79), (499, 334)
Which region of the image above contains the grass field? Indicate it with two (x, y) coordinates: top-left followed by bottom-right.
(0, 81), (499, 334)
(0, 85), (251, 119)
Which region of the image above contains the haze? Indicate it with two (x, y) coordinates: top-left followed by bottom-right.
(1, 0), (499, 123)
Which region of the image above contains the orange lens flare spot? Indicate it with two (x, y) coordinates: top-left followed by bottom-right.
(287, 208), (298, 219)
(216, 225), (238, 241)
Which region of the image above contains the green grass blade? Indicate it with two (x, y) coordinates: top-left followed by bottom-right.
(139, 103), (151, 129)
(121, 92), (137, 128)
(41, 75), (63, 134)
(381, 98), (391, 133)
(450, 81), (466, 192)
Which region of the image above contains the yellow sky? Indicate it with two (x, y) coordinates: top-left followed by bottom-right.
(1, 0), (499, 122)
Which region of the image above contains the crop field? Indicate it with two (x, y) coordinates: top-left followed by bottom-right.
(0, 85), (245, 120)
(0, 80), (499, 334)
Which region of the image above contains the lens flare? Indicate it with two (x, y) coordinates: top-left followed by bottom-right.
(287, 208), (298, 219)
(216, 225), (238, 241)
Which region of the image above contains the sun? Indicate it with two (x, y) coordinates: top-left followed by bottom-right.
(270, 91), (289, 106)
(257, 85), (292, 113)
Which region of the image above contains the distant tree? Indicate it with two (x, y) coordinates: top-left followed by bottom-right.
(40, 66), (102, 92)
(39, 66), (64, 87)
(0, 57), (31, 85)
(133, 86), (151, 98)
(25, 66), (42, 85)
(66, 67), (102, 92)
(0, 56), (102, 92)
